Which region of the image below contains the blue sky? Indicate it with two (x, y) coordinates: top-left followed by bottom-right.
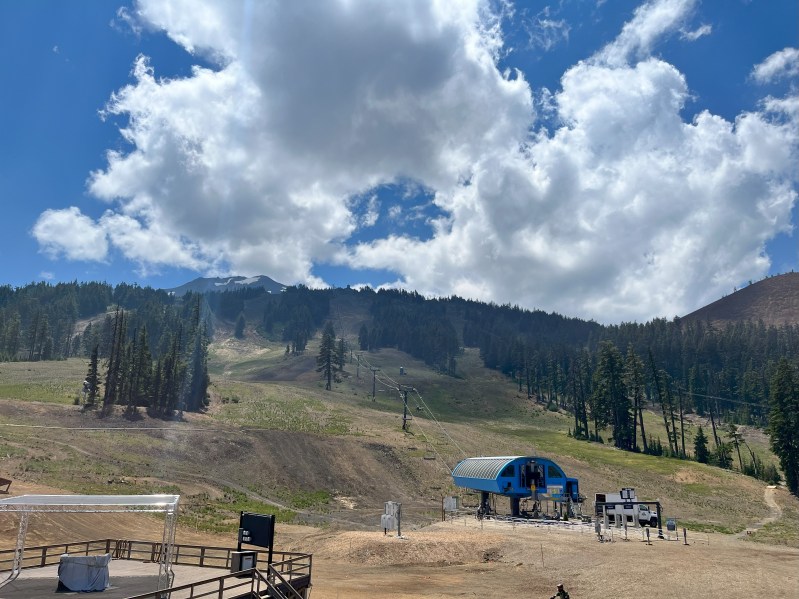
(1, 0), (796, 323)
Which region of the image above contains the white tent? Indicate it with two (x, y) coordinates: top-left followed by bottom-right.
(0, 494), (180, 592)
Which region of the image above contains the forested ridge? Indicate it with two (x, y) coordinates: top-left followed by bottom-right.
(1, 278), (797, 494)
(0, 281), (210, 416)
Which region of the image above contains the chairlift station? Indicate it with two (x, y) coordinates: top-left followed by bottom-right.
(451, 456), (582, 518)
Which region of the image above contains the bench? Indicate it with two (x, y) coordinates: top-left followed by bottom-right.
(0, 478), (11, 494)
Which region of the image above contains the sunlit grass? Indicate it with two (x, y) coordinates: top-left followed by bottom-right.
(0, 338), (792, 547)
(212, 380), (351, 435)
(745, 497), (799, 547)
(0, 359), (88, 404)
(179, 487), (296, 534)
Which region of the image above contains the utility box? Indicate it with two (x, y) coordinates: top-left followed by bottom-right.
(231, 550), (257, 573)
(443, 496), (459, 512)
(385, 501), (401, 518)
(666, 518), (677, 532)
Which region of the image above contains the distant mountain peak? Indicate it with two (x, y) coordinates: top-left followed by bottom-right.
(682, 272), (799, 327)
(164, 275), (286, 296)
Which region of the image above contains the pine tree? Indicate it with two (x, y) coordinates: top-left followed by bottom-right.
(591, 341), (631, 448)
(127, 327), (152, 413)
(3, 312), (20, 357)
(336, 338), (346, 372)
(85, 345), (101, 407)
(185, 323), (210, 411)
(624, 346), (646, 452)
(234, 313), (246, 339)
(648, 350), (677, 455)
(316, 322), (338, 391)
(694, 425), (709, 463)
(102, 308), (126, 413)
(714, 442), (733, 469)
(768, 359), (799, 495)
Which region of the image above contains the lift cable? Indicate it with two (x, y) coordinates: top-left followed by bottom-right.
(410, 387), (467, 461)
(358, 353), (463, 473)
(678, 389), (769, 408)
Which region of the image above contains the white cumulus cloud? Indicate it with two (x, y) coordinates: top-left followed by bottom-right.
(752, 47), (799, 84)
(598, 0), (695, 67)
(680, 23), (711, 42)
(33, 0), (799, 323)
(33, 207), (109, 262)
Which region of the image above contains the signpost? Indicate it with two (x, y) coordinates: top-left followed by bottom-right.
(237, 511), (275, 566)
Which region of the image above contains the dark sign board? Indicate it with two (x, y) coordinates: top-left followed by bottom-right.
(239, 512), (275, 550)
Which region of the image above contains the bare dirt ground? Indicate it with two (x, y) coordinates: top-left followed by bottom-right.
(302, 519), (799, 599)
(2, 491), (797, 599)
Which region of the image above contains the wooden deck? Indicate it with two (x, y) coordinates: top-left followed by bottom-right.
(0, 539), (311, 599)
(0, 561), (220, 598)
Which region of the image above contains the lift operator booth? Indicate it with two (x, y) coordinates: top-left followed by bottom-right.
(0, 494), (180, 593)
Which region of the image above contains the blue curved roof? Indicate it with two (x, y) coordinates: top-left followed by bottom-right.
(451, 456), (520, 480)
(451, 455), (580, 501)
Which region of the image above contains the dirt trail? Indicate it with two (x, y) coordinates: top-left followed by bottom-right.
(737, 485), (782, 538)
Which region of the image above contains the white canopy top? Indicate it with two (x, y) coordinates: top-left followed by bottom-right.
(0, 494), (181, 592)
(0, 494), (180, 513)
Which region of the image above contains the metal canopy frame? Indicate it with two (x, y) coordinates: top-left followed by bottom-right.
(0, 494), (180, 592)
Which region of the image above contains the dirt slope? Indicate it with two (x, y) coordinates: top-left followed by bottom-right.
(682, 272), (799, 327)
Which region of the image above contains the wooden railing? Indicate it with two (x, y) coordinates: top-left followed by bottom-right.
(123, 567), (260, 599)
(0, 539), (308, 571)
(0, 539), (111, 572)
(0, 539), (312, 598)
(125, 562), (312, 599)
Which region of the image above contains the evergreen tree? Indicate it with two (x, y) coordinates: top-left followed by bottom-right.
(85, 345), (101, 407)
(234, 313), (246, 339)
(129, 327), (153, 412)
(3, 312), (20, 357)
(26, 309), (41, 360)
(768, 359), (799, 495)
(694, 426), (709, 464)
(727, 424), (745, 472)
(102, 308), (126, 413)
(648, 350), (678, 455)
(316, 322), (338, 390)
(714, 442), (733, 469)
(82, 322), (96, 356)
(591, 341), (631, 448)
(624, 345), (646, 452)
(336, 338), (346, 372)
(358, 324), (369, 351)
(185, 323), (210, 411)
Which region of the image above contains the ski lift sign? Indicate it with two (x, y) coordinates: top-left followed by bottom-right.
(238, 512), (275, 549)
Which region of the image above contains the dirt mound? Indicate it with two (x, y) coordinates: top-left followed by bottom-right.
(310, 528), (506, 566)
